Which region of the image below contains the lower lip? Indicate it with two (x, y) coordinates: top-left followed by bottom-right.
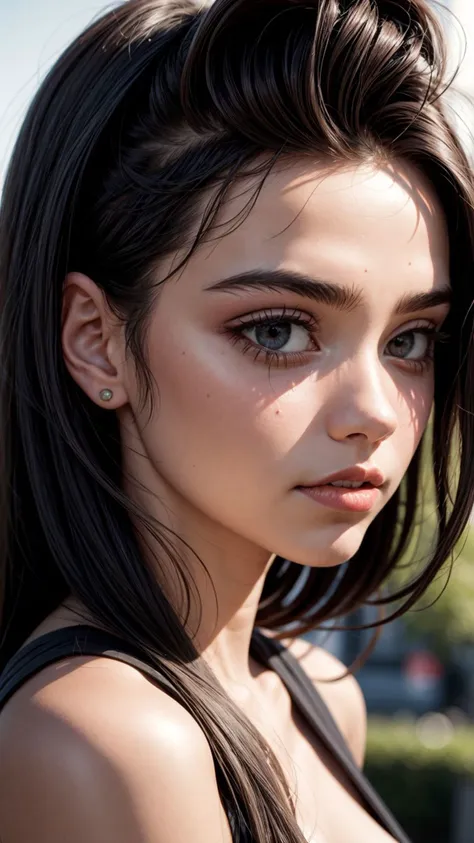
(296, 484), (381, 513)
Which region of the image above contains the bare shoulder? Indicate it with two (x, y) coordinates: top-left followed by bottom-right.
(285, 636), (367, 766)
(0, 656), (229, 842)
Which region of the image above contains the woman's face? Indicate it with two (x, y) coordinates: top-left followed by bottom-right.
(121, 161), (450, 568)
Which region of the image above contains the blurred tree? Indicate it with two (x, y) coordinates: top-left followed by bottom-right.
(402, 527), (474, 652)
(385, 427), (474, 654)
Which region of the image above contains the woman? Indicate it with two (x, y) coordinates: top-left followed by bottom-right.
(0, 0), (473, 841)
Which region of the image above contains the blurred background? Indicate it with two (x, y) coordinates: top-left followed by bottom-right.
(2, 1), (474, 841)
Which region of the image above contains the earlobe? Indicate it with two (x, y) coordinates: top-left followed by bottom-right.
(61, 272), (128, 408)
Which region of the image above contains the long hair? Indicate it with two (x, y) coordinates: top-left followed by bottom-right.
(1, 0), (474, 839)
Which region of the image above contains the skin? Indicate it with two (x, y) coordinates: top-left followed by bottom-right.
(0, 160), (450, 843)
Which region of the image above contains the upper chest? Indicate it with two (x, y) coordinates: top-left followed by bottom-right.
(238, 672), (397, 843)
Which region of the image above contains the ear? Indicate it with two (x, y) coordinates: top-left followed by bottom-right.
(62, 272), (128, 408)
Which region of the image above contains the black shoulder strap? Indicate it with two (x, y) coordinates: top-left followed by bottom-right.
(251, 631), (411, 843)
(0, 625), (179, 710)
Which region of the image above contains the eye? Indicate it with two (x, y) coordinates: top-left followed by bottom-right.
(225, 307), (319, 366)
(241, 319), (313, 353)
(385, 329), (431, 361)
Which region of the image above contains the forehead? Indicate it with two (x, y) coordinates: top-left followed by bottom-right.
(169, 160), (450, 298)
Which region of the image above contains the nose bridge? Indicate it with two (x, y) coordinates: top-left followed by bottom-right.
(326, 348), (397, 443)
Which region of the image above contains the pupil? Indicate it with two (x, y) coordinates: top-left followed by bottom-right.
(256, 322), (291, 350)
(390, 333), (414, 357)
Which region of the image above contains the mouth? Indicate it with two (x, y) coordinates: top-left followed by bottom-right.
(295, 466), (386, 513)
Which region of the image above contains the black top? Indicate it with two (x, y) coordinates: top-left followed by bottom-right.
(0, 625), (410, 843)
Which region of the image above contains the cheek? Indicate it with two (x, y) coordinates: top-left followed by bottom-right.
(139, 339), (289, 492)
(395, 373), (434, 451)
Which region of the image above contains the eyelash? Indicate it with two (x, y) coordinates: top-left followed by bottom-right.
(225, 309), (449, 371)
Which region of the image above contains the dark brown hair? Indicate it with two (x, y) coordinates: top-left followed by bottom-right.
(1, 0), (474, 839)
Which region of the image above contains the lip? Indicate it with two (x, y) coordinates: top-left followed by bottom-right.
(304, 465), (386, 488)
(295, 465), (386, 513)
(296, 484), (382, 513)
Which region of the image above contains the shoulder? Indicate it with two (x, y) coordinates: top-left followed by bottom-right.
(0, 656), (227, 842)
(285, 636), (367, 766)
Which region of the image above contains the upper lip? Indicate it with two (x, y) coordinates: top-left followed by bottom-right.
(301, 465), (386, 488)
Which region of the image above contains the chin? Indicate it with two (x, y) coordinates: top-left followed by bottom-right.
(277, 521), (369, 569)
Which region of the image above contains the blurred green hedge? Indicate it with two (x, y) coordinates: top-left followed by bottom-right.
(367, 718), (474, 775)
(365, 719), (474, 843)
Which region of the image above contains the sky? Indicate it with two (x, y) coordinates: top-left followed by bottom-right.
(0, 0), (120, 185)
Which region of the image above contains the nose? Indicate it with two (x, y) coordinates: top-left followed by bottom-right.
(325, 355), (398, 446)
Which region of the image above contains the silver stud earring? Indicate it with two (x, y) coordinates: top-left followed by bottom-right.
(99, 388), (113, 402)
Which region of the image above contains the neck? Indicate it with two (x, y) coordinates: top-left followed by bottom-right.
(197, 553), (277, 687)
(182, 540), (277, 688)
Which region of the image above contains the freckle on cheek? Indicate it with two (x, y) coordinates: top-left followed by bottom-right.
(206, 393), (211, 399)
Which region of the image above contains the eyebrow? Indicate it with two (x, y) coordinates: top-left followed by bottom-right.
(205, 269), (451, 314)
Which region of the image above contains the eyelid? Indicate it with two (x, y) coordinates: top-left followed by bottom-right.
(387, 318), (439, 340)
(225, 306), (319, 328)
